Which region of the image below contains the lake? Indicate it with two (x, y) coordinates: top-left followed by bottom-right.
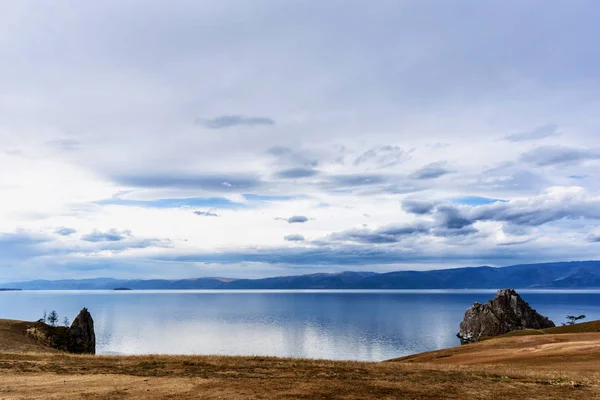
(1, 290), (599, 361)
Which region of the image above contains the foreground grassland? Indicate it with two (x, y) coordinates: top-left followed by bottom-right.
(1, 319), (600, 399)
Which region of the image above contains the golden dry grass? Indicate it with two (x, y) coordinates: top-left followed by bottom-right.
(495, 319), (600, 338)
(391, 332), (600, 369)
(0, 319), (60, 353)
(1, 318), (600, 399)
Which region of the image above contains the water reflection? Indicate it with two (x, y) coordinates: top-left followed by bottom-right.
(1, 290), (599, 361)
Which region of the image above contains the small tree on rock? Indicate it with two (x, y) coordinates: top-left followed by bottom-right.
(562, 314), (586, 326)
(48, 310), (59, 327)
(63, 316), (70, 327)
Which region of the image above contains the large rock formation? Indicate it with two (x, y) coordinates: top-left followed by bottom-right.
(68, 308), (96, 354)
(457, 289), (555, 344)
(26, 308), (96, 354)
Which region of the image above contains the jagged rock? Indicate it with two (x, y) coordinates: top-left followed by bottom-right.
(457, 289), (555, 344)
(67, 308), (96, 354)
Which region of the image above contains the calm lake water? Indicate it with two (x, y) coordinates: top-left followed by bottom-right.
(1, 290), (599, 361)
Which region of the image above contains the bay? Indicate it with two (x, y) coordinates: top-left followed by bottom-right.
(1, 290), (599, 361)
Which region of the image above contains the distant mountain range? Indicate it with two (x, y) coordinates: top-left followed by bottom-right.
(3, 261), (600, 290)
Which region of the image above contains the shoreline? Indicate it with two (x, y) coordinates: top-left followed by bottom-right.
(4, 288), (600, 292)
(1, 318), (600, 399)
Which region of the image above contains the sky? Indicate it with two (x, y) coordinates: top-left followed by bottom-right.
(1, 0), (600, 282)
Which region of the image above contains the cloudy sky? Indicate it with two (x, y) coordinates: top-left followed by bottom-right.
(1, 1), (599, 281)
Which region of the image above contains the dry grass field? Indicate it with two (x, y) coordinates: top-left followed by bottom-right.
(1, 318), (600, 399)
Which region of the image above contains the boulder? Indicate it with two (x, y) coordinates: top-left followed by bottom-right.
(457, 289), (555, 344)
(67, 308), (96, 354)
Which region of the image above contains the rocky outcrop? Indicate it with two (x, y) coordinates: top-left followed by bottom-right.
(68, 308), (96, 354)
(26, 323), (69, 350)
(457, 289), (555, 344)
(26, 308), (96, 354)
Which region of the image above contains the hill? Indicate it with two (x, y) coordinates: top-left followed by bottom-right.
(3, 260), (600, 290)
(390, 320), (600, 368)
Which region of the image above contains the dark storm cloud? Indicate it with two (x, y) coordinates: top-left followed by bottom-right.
(330, 230), (398, 244)
(196, 115), (275, 129)
(401, 198), (437, 215)
(409, 162), (452, 180)
(520, 146), (600, 166)
(463, 192), (600, 227)
(81, 229), (132, 242)
(429, 225), (479, 237)
(377, 224), (431, 237)
(435, 205), (473, 229)
(467, 197), (600, 226)
(327, 223), (431, 244)
(284, 234), (305, 242)
(504, 123), (560, 142)
(401, 190), (600, 234)
(324, 217), (480, 245)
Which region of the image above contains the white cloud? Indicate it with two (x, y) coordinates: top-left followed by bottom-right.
(0, 1), (599, 280)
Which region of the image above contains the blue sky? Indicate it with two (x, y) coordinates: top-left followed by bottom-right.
(0, 1), (599, 281)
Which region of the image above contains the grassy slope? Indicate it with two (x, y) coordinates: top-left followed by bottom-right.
(1, 319), (600, 399)
(495, 319), (600, 337)
(0, 318), (60, 353)
(390, 320), (600, 367)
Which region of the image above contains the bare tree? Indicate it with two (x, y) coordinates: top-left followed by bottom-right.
(63, 316), (70, 327)
(562, 314), (586, 326)
(48, 310), (59, 327)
